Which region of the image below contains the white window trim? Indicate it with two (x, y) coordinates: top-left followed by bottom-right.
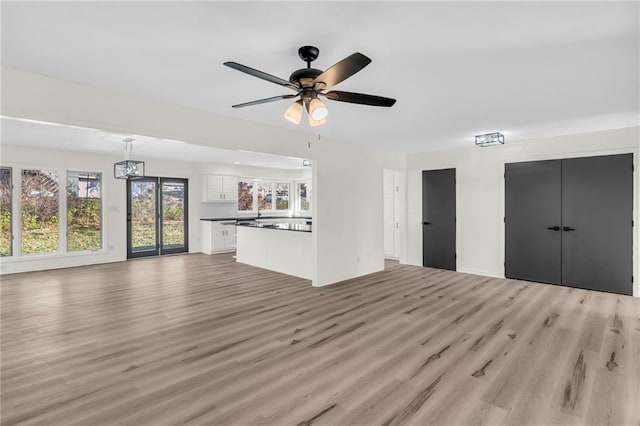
(1, 165), (106, 260)
(294, 179), (312, 216)
(237, 178), (293, 215)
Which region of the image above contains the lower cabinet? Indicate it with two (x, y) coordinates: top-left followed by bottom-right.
(201, 221), (236, 254)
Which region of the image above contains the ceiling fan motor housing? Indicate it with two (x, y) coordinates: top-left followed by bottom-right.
(289, 68), (323, 89)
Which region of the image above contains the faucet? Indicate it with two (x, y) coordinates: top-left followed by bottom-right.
(257, 206), (262, 219)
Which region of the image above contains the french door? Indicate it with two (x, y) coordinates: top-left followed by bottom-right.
(127, 177), (188, 258)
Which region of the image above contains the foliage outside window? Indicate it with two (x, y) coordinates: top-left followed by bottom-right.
(22, 169), (59, 255)
(0, 168), (12, 256)
(162, 181), (186, 249)
(237, 179), (298, 213)
(67, 171), (102, 251)
(257, 182), (273, 211)
(131, 180), (157, 252)
(297, 182), (310, 212)
(238, 180), (253, 211)
(275, 183), (290, 210)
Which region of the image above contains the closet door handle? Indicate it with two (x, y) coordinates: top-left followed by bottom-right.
(563, 226), (576, 232)
(546, 226), (560, 231)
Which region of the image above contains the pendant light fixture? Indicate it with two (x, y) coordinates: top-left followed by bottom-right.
(114, 138), (145, 179)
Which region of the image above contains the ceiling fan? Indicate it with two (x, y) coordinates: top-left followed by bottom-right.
(223, 45), (396, 127)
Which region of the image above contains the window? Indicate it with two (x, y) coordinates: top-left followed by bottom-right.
(257, 182), (273, 211)
(237, 179), (297, 213)
(67, 171), (102, 251)
(0, 167), (12, 256)
(297, 182), (310, 212)
(238, 180), (254, 211)
(21, 169), (59, 255)
(275, 183), (290, 210)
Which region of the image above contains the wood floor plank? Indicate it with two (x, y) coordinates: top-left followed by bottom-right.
(1, 253), (638, 426)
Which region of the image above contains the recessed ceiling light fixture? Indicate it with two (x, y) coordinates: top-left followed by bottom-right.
(114, 138), (145, 179)
(475, 132), (504, 147)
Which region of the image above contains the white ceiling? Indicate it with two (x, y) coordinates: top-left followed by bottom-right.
(1, 1), (638, 153)
(0, 117), (308, 170)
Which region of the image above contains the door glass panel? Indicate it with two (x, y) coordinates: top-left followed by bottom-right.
(162, 181), (185, 250)
(131, 180), (157, 253)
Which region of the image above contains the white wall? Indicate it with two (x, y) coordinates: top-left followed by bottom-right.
(1, 67), (389, 286)
(313, 143), (386, 286)
(0, 144), (204, 274)
(199, 163), (312, 181)
(405, 127), (640, 297)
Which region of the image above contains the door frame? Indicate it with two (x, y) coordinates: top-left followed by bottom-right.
(127, 176), (189, 259)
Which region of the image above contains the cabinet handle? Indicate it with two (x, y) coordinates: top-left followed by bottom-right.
(563, 226), (576, 232)
(422, 221), (431, 225)
(546, 226), (560, 231)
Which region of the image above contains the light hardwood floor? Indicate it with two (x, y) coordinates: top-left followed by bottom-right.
(1, 253), (639, 426)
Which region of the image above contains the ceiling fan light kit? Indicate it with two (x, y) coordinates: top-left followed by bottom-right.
(224, 45), (396, 127)
(284, 100), (303, 124)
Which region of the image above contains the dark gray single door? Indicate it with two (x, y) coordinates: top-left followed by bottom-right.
(422, 169), (456, 270)
(561, 154), (633, 295)
(505, 160), (562, 284)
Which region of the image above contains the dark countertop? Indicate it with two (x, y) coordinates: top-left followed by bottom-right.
(236, 222), (312, 233)
(200, 216), (312, 222)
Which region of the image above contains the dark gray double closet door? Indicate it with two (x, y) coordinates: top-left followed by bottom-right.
(505, 154), (633, 295)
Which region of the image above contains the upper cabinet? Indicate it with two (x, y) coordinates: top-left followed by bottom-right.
(206, 175), (237, 202)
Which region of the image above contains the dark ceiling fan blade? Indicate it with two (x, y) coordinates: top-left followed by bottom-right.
(323, 91), (396, 107)
(232, 94), (297, 108)
(313, 53), (371, 89)
(224, 62), (298, 90)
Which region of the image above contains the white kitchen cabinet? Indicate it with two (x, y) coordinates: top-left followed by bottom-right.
(206, 175), (237, 202)
(200, 221), (236, 254)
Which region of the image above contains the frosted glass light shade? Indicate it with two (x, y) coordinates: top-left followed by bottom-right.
(284, 100), (303, 124)
(308, 116), (326, 127)
(308, 98), (328, 121)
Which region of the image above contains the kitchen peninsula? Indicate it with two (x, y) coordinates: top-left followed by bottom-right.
(235, 220), (313, 280)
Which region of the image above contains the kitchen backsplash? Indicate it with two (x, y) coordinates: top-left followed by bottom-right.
(201, 202), (238, 219)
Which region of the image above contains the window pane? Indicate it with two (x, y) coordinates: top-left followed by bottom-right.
(257, 182), (272, 210)
(275, 183), (290, 210)
(0, 168), (12, 256)
(238, 180), (254, 211)
(298, 182), (310, 211)
(67, 171), (102, 251)
(22, 169), (59, 254)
